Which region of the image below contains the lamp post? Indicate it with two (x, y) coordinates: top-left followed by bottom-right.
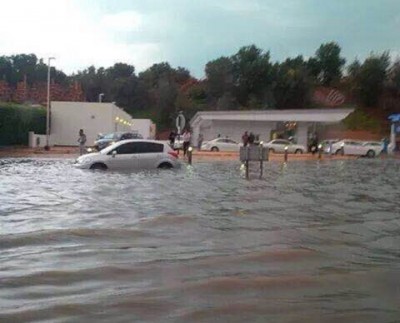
(45, 57), (55, 150)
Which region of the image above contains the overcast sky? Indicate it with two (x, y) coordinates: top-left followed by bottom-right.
(1, 0), (399, 77)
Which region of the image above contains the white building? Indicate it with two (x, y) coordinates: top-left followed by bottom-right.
(49, 101), (155, 146)
(190, 108), (354, 147)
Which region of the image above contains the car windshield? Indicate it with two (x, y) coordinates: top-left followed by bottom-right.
(103, 133), (115, 139)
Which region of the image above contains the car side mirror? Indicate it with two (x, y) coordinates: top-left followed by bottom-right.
(112, 150), (117, 158)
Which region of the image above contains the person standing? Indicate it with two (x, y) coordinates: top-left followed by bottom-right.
(242, 131), (249, 147)
(197, 133), (204, 151)
(78, 129), (87, 155)
(182, 129), (191, 156)
(168, 131), (176, 147)
(248, 132), (255, 145)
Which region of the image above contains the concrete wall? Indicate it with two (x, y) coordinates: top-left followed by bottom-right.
(202, 120), (276, 143)
(51, 102), (133, 146)
(131, 119), (156, 139)
(28, 132), (51, 148)
(191, 119), (312, 147)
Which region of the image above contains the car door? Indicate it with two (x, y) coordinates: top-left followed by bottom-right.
(106, 142), (139, 170)
(345, 141), (361, 155)
(217, 139), (229, 151)
(274, 140), (289, 153)
(225, 139), (239, 151)
(135, 141), (165, 169)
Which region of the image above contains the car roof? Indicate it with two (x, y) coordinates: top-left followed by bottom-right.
(101, 139), (167, 153)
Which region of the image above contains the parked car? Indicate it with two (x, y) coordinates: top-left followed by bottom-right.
(331, 140), (381, 157)
(173, 134), (184, 150)
(94, 132), (143, 151)
(362, 141), (383, 148)
(319, 139), (340, 154)
(74, 140), (180, 170)
(201, 138), (240, 151)
(263, 139), (306, 154)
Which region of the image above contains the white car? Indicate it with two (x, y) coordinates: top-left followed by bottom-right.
(319, 139), (340, 154)
(201, 138), (240, 152)
(74, 140), (181, 170)
(331, 140), (381, 158)
(173, 135), (184, 150)
(263, 139), (306, 154)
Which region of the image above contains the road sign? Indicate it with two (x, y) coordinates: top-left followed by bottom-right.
(176, 112), (185, 134)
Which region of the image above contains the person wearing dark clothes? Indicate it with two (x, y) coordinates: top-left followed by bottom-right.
(242, 131), (249, 146)
(169, 131), (176, 147)
(248, 132), (255, 145)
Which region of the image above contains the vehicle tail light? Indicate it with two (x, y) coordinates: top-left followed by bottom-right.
(168, 151), (179, 159)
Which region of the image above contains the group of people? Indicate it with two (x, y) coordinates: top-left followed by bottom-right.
(169, 129), (193, 156)
(241, 131), (256, 146)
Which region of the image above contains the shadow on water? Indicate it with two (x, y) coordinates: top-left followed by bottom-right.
(0, 157), (399, 322)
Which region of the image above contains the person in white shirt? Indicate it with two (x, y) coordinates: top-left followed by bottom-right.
(182, 129), (191, 156)
(77, 129), (87, 155)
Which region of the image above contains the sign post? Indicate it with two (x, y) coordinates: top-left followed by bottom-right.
(176, 111), (185, 135)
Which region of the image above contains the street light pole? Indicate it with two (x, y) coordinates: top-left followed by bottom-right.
(45, 57), (55, 150)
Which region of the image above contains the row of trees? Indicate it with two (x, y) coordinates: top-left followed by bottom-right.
(1, 42), (399, 129)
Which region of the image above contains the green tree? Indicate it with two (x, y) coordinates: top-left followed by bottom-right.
(273, 56), (313, 109)
(353, 53), (390, 107)
(231, 45), (273, 107)
(205, 56), (234, 99)
(310, 42), (346, 86)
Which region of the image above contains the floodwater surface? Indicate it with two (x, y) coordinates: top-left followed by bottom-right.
(0, 158), (399, 322)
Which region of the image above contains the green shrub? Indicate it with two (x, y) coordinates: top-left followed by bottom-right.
(342, 109), (380, 132)
(0, 103), (46, 146)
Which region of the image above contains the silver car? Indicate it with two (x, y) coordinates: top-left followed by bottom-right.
(201, 138), (240, 151)
(264, 139), (306, 154)
(74, 140), (181, 170)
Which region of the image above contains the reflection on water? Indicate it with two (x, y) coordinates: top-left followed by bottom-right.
(0, 158), (399, 322)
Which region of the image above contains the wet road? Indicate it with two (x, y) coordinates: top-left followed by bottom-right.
(0, 158), (399, 322)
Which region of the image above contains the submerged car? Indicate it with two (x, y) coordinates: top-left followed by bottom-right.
(75, 140), (180, 170)
(263, 139), (306, 154)
(94, 132), (143, 151)
(331, 140), (382, 157)
(201, 138), (240, 151)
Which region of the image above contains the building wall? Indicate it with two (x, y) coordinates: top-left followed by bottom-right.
(203, 120), (277, 143)
(51, 102), (132, 146)
(131, 119), (156, 139)
(193, 119), (311, 147)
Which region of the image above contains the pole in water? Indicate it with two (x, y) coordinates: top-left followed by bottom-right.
(245, 146), (250, 179)
(284, 146), (288, 162)
(188, 146), (193, 165)
(318, 144), (322, 160)
(259, 142), (264, 179)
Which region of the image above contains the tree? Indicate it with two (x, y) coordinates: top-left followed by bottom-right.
(273, 56), (313, 109)
(11, 54), (38, 85)
(311, 42), (346, 86)
(205, 56), (234, 99)
(0, 56), (12, 82)
(354, 53), (390, 107)
(231, 45), (274, 107)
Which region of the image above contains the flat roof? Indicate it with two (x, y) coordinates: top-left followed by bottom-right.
(190, 108), (354, 126)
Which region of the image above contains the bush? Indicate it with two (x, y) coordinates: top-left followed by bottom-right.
(0, 103), (46, 146)
(342, 109), (380, 132)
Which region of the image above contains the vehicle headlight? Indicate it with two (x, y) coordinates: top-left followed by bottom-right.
(77, 156), (91, 164)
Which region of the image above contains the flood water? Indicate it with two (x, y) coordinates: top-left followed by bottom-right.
(0, 158), (399, 322)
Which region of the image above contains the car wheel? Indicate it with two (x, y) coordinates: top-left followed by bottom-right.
(295, 149), (303, 154)
(211, 147), (219, 152)
(335, 149), (343, 155)
(158, 162), (173, 169)
(90, 163), (108, 170)
(366, 150), (375, 158)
